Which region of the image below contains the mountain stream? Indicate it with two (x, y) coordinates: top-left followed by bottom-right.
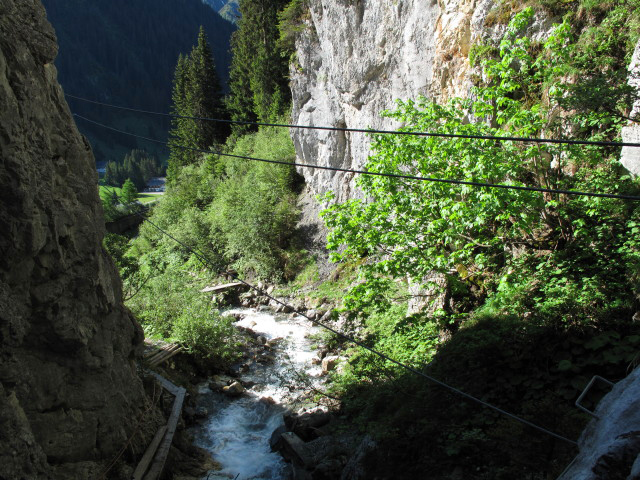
(190, 307), (324, 480)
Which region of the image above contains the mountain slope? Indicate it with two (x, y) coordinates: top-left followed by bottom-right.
(203, 0), (240, 23)
(42, 0), (236, 165)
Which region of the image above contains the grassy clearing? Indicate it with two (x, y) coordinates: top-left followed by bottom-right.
(99, 185), (162, 205)
(137, 193), (162, 204)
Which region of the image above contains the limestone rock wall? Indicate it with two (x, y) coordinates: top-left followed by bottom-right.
(0, 1), (146, 478)
(290, 0), (497, 202)
(289, 0), (572, 201)
(558, 367), (640, 480)
(621, 39), (640, 178)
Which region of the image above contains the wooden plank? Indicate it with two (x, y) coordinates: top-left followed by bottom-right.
(200, 282), (244, 293)
(132, 425), (167, 480)
(149, 348), (181, 368)
(147, 345), (180, 364)
(148, 371), (181, 396)
(144, 344), (179, 363)
(144, 346), (174, 363)
(148, 347), (183, 368)
(143, 387), (186, 480)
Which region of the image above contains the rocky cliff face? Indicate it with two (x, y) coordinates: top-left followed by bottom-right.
(290, 0), (497, 201)
(621, 39), (640, 178)
(0, 1), (147, 478)
(289, 0), (569, 201)
(558, 367), (640, 480)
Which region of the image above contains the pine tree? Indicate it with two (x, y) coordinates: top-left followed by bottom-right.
(168, 54), (190, 181)
(167, 28), (226, 183)
(123, 152), (145, 190)
(226, 0), (291, 130)
(188, 26), (226, 146)
(104, 161), (119, 187)
(120, 178), (138, 206)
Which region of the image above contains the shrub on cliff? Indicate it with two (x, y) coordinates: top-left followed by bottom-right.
(321, 8), (640, 327)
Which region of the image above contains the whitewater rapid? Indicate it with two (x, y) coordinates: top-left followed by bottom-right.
(190, 308), (323, 480)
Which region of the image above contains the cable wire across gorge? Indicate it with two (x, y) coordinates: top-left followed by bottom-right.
(77, 113), (640, 201)
(65, 93), (640, 148)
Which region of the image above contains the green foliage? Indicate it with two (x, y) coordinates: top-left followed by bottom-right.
(277, 0), (308, 54)
(206, 124), (300, 279)
(120, 178), (138, 206)
(122, 124), (299, 365)
(131, 122), (299, 284)
(127, 259), (240, 365)
(104, 149), (163, 190)
(170, 303), (239, 362)
(334, 315), (640, 479)
(322, 8), (640, 325)
(226, 0), (292, 127)
(168, 27), (227, 182)
(100, 187), (121, 223)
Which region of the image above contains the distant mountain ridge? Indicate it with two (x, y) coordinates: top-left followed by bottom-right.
(42, 0), (235, 165)
(202, 0), (240, 23)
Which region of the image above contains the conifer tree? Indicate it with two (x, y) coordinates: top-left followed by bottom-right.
(227, 0), (291, 130)
(168, 27), (226, 182)
(168, 54), (190, 178)
(120, 178), (138, 206)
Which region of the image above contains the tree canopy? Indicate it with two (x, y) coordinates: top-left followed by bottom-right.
(226, 0), (292, 128)
(168, 27), (227, 182)
(321, 8), (640, 326)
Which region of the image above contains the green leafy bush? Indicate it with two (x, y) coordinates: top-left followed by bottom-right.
(205, 123), (301, 280)
(322, 8), (640, 325)
(171, 302), (239, 363)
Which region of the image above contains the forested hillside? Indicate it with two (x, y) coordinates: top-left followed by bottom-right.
(42, 0), (235, 165)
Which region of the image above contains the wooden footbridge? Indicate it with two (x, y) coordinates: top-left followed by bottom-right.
(143, 339), (184, 368)
(132, 340), (186, 480)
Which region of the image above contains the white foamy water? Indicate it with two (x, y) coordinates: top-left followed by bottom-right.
(190, 307), (323, 480)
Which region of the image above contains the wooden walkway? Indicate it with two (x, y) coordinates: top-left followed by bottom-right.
(132, 371), (186, 480)
(200, 281), (245, 294)
(143, 339), (183, 368)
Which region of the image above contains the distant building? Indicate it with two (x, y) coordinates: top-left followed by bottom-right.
(145, 177), (166, 193)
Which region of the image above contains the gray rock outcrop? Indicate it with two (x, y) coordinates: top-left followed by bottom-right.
(290, 0), (499, 203)
(620, 39), (640, 178)
(558, 367), (640, 480)
(0, 1), (147, 478)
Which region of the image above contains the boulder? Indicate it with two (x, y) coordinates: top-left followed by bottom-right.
(210, 374), (238, 392)
(269, 424), (288, 450)
(558, 367), (640, 480)
(284, 408), (333, 441)
(257, 353), (276, 364)
(340, 436), (377, 480)
(322, 356), (340, 374)
(276, 432), (313, 468)
(222, 381), (245, 397)
(194, 406), (208, 419)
